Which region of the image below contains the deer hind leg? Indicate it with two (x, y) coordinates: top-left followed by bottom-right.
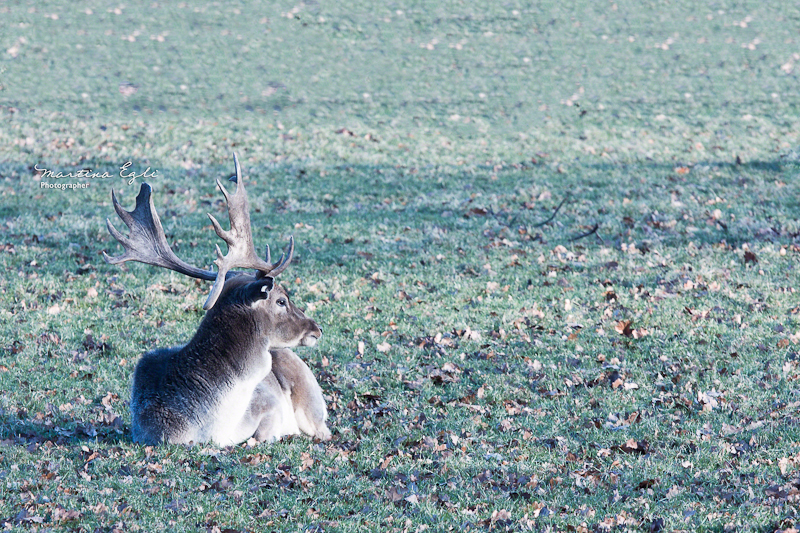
(248, 374), (299, 442)
(270, 348), (331, 440)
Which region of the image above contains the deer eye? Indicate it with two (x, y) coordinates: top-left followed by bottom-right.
(277, 298), (287, 307)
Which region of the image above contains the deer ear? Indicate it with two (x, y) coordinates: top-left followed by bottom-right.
(239, 277), (274, 305)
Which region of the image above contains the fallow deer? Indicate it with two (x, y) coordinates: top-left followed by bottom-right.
(103, 154), (331, 446)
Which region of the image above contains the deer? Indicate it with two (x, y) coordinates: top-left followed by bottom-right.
(103, 154), (331, 446)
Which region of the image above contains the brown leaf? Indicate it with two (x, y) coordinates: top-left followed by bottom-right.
(240, 453), (267, 466)
(376, 341), (391, 353)
(637, 478), (659, 490)
(613, 439), (650, 455)
(52, 506), (82, 523)
(8, 340), (24, 355)
(429, 362), (461, 385)
(387, 485), (406, 502)
(83, 334), (111, 352)
(614, 320), (633, 337)
(100, 392), (118, 408)
(300, 452), (314, 471)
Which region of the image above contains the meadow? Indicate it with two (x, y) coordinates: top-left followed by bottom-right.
(1, 1), (800, 531)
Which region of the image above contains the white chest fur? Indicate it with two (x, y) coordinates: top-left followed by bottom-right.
(203, 347), (272, 446)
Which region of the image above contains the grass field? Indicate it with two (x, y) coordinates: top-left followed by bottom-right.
(2, 1), (800, 531)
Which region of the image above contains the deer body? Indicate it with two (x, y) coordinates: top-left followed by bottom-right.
(106, 155), (331, 446)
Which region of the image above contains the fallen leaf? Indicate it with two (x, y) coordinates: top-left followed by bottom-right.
(376, 342), (391, 353)
(637, 478), (659, 490)
(614, 320), (633, 337)
(665, 485), (682, 499)
(387, 485), (405, 502)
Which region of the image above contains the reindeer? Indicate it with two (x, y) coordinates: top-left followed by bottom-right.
(103, 154), (331, 446)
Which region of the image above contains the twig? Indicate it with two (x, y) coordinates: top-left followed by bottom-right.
(487, 208), (511, 228)
(568, 223), (599, 242)
(531, 194), (570, 228)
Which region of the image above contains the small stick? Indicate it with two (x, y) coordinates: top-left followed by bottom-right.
(568, 223), (599, 242)
(532, 194), (570, 228)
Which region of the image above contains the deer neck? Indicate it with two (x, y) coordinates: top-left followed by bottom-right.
(185, 306), (271, 373)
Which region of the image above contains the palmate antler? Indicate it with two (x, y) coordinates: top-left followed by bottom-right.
(103, 153), (293, 309)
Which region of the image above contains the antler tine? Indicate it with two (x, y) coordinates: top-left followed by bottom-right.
(103, 183), (217, 281)
(233, 150), (242, 184)
(266, 236), (294, 278)
(202, 153), (292, 310)
(103, 187), (149, 262)
(254, 238), (295, 279)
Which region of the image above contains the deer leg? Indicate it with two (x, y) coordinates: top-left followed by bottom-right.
(248, 379), (282, 442)
(248, 374), (303, 442)
(270, 348), (331, 440)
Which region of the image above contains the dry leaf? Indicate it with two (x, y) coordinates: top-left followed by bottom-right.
(376, 342), (391, 353)
(491, 509), (512, 522)
(614, 320), (633, 337)
(779, 457), (792, 476)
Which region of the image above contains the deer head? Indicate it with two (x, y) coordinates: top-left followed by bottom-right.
(103, 153), (293, 310)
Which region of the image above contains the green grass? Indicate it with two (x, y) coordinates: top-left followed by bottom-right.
(2, 1), (800, 532)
